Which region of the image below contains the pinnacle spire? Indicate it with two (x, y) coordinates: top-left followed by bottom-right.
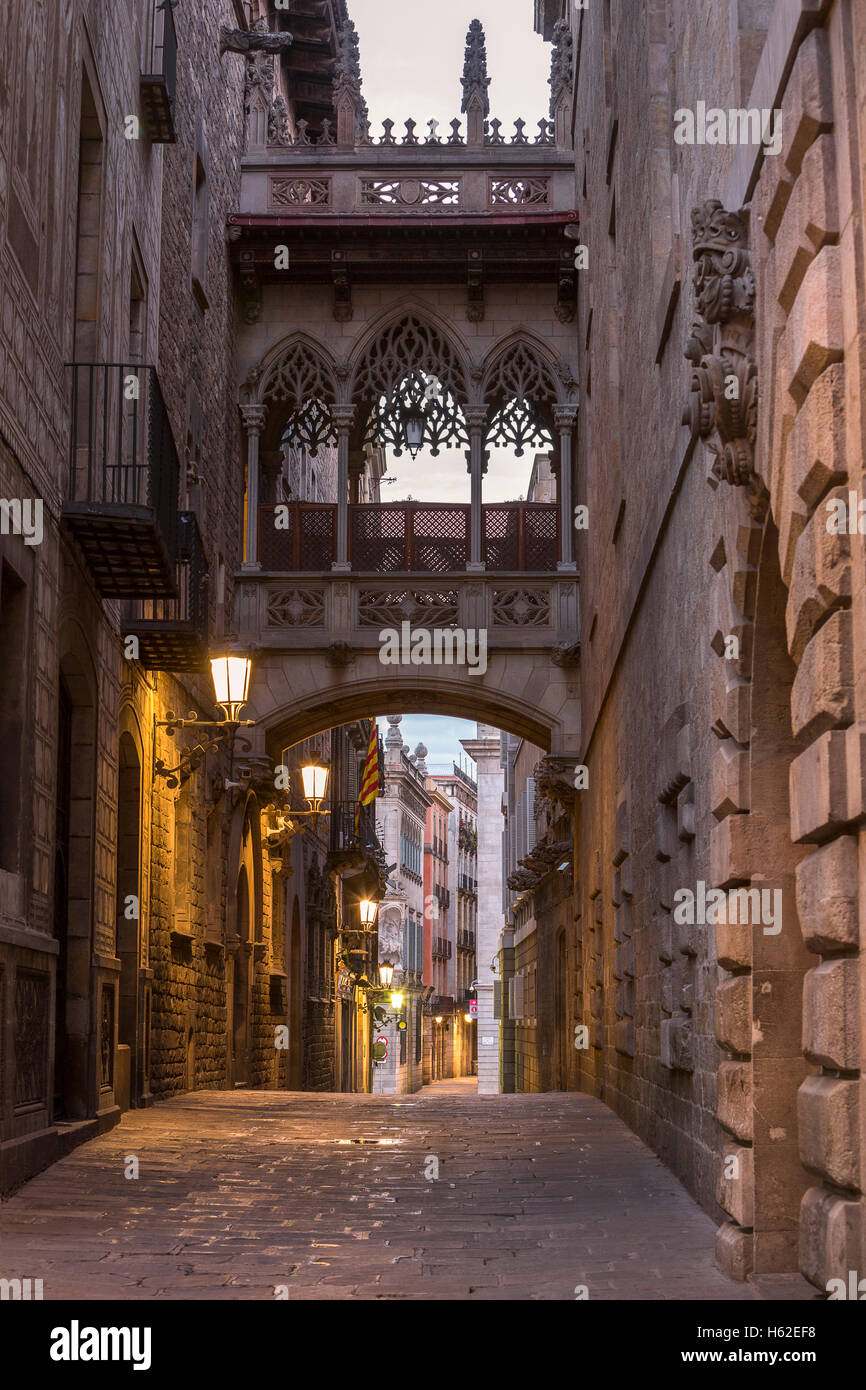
(461, 18), (491, 118)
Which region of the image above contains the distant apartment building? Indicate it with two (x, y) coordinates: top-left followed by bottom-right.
(424, 772), (454, 1082)
(500, 732), (573, 1093)
(374, 716), (432, 1094)
(430, 763), (478, 1078)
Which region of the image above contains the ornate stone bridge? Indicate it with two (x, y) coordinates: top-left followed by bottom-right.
(228, 14), (581, 762)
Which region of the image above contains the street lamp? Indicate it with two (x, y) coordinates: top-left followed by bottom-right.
(300, 754), (329, 814)
(401, 402), (425, 460)
(464, 1012), (473, 1024)
(155, 650), (256, 786)
(379, 960), (395, 989)
(359, 898), (378, 928)
(210, 653), (252, 722)
(390, 991), (404, 1011)
(434, 1015), (444, 1025)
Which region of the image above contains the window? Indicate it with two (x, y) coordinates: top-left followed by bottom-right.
(0, 561), (27, 871)
(128, 250), (147, 362)
(191, 141), (209, 309)
(74, 72), (105, 361)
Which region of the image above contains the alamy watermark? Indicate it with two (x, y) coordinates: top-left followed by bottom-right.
(0, 497), (43, 545)
(1, 1276), (43, 1300)
(674, 102), (782, 156)
(674, 881), (782, 935)
(379, 622), (488, 676)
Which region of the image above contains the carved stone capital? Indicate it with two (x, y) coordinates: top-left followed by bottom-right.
(464, 405), (489, 433)
(553, 403), (579, 432)
(240, 404), (268, 436)
(551, 640), (580, 668)
(332, 404), (357, 433)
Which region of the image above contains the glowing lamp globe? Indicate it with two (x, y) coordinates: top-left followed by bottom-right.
(210, 654), (252, 722)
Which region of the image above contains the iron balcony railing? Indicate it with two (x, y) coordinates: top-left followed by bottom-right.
(257, 500), (560, 573)
(125, 511), (209, 672)
(434, 884), (451, 910)
(330, 801), (379, 856)
(64, 363), (180, 596)
(457, 929), (476, 950)
(140, 1), (178, 143)
(432, 937), (453, 960)
(459, 873), (478, 895)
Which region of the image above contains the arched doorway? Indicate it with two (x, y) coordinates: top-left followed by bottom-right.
(116, 732), (142, 1110)
(232, 865), (251, 1086)
(52, 680), (73, 1119)
(555, 928), (568, 1090)
(53, 650), (97, 1121)
(287, 895), (302, 1089)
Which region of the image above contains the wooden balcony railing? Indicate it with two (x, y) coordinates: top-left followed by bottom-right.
(257, 501), (559, 573)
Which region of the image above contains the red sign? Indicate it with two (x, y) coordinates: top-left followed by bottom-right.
(469, 999), (478, 1018)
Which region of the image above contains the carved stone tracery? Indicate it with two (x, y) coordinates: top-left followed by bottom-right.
(483, 340), (559, 453)
(683, 199), (766, 520)
(258, 339), (339, 454)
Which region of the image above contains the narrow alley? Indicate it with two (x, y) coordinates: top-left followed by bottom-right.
(0, 1086), (787, 1302)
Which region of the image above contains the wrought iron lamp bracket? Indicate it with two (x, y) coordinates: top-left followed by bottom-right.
(154, 710), (256, 789)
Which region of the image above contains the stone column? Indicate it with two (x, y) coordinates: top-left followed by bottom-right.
(461, 724), (505, 1094)
(465, 406), (489, 572)
(554, 403), (579, 573)
(241, 404), (267, 570)
(332, 405), (356, 572)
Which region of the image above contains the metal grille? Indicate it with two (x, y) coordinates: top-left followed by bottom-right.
(526, 506), (559, 570)
(253, 502), (557, 573)
(124, 511), (210, 671)
(258, 504), (335, 571)
(64, 363), (180, 595)
(484, 503), (558, 572)
(484, 506), (519, 570)
(350, 504), (469, 572)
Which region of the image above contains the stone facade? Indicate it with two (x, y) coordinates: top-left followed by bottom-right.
(0, 0), (380, 1194)
(0, 0), (249, 1193)
(548, 0), (866, 1288)
(372, 715), (431, 1096)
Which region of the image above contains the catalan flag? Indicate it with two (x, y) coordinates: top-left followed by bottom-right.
(355, 718), (380, 833)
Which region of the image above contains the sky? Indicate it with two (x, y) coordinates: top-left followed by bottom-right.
(349, 0), (551, 133)
(349, 1), (551, 762)
(350, 0), (553, 506)
(394, 714), (479, 774)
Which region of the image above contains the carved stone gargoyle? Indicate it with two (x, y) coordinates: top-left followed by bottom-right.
(220, 22), (294, 57)
(683, 199), (767, 521)
(533, 755), (578, 807)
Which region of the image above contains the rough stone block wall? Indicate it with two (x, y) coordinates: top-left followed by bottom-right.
(572, 0), (760, 1221)
(747, 2), (866, 1290)
(305, 999), (336, 1091)
(572, 0), (866, 1288)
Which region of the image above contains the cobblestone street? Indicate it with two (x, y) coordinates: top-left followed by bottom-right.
(0, 1082), (785, 1301)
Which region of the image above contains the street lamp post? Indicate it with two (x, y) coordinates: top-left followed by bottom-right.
(154, 651), (255, 787)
